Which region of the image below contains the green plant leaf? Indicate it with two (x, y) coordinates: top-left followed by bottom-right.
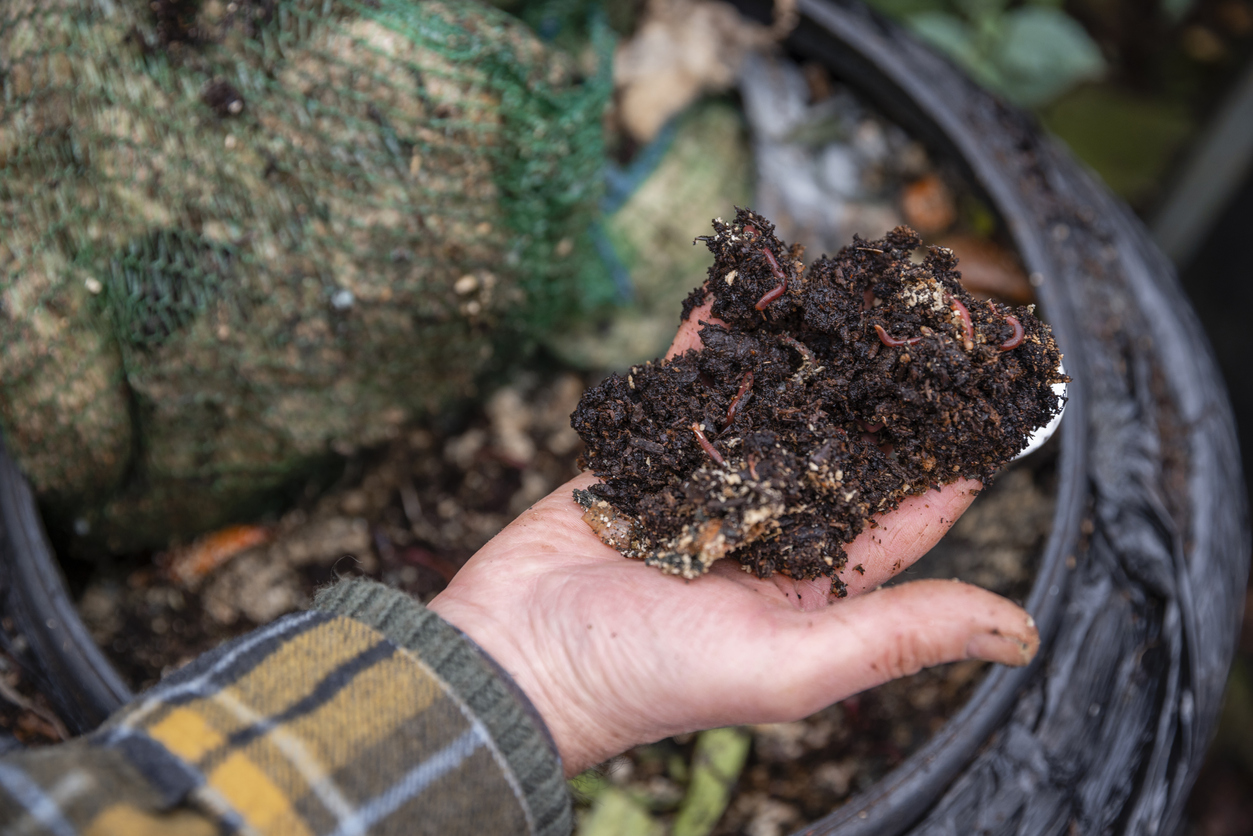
(908, 11), (1005, 92)
(993, 7), (1105, 106)
(908, 9), (976, 56)
(577, 787), (664, 836)
(670, 728), (752, 836)
(569, 769), (610, 804)
(953, 0), (1011, 23)
(1039, 84), (1194, 202)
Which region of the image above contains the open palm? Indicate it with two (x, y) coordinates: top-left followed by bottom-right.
(429, 304), (1039, 775)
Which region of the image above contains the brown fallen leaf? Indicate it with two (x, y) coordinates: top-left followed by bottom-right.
(901, 173), (957, 236)
(934, 233), (1035, 305)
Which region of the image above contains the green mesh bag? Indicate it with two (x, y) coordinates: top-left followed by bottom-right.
(0, 0), (611, 553)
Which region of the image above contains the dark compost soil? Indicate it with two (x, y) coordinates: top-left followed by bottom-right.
(571, 208), (1066, 592)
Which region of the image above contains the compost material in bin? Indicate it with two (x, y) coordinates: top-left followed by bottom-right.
(571, 209), (1066, 594)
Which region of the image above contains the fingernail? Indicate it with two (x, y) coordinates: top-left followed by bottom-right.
(965, 632), (1034, 666)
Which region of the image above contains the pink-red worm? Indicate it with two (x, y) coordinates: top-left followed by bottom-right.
(949, 297), (974, 350)
(1000, 314), (1024, 350)
(690, 423), (725, 466)
(874, 324), (921, 347)
(724, 370), (754, 428)
(755, 247), (788, 310)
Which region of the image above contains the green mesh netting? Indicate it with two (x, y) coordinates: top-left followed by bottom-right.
(0, 0), (611, 553)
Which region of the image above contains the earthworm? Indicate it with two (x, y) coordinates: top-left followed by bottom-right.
(723, 370), (754, 428)
(778, 333), (815, 365)
(1000, 314), (1025, 350)
(755, 247), (788, 310)
(949, 296), (974, 351)
(874, 324), (921, 347)
(690, 423), (725, 466)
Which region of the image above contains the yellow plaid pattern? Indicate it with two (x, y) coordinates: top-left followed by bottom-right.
(0, 589), (566, 836)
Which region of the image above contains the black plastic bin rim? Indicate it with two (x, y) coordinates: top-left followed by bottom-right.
(0, 436), (132, 733)
(767, 1), (1090, 833)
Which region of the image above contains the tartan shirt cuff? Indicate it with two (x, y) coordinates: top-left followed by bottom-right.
(313, 578), (571, 834)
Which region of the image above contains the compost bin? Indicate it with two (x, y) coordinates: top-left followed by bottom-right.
(0, 1), (1247, 834)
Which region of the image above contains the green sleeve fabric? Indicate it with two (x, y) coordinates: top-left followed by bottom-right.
(0, 578), (573, 835)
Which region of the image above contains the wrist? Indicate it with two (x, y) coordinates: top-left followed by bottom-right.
(428, 591), (627, 777)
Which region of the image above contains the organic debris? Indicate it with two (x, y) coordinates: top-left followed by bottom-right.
(163, 524), (272, 589)
(76, 373), (587, 689)
(0, 647), (68, 745)
(571, 208), (1066, 590)
(933, 234), (1035, 304)
(900, 173), (957, 235)
(613, 0), (795, 142)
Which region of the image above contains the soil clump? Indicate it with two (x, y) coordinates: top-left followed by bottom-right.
(571, 208), (1066, 592)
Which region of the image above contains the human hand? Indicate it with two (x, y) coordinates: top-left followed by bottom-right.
(428, 302), (1039, 776)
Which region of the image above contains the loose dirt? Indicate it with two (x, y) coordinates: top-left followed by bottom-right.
(572, 208), (1066, 592)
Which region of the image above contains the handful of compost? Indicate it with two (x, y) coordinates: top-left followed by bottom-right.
(571, 209), (1067, 595)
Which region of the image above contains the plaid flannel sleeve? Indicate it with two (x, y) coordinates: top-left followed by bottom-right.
(0, 578), (572, 835)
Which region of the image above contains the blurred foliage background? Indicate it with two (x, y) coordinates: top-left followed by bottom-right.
(862, 0), (1250, 214)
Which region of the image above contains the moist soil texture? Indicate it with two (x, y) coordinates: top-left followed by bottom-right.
(571, 208), (1066, 592)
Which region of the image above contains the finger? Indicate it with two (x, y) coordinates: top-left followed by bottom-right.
(820, 580), (1038, 690)
(665, 293), (726, 360)
(704, 579), (1038, 725)
(839, 478), (983, 596)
